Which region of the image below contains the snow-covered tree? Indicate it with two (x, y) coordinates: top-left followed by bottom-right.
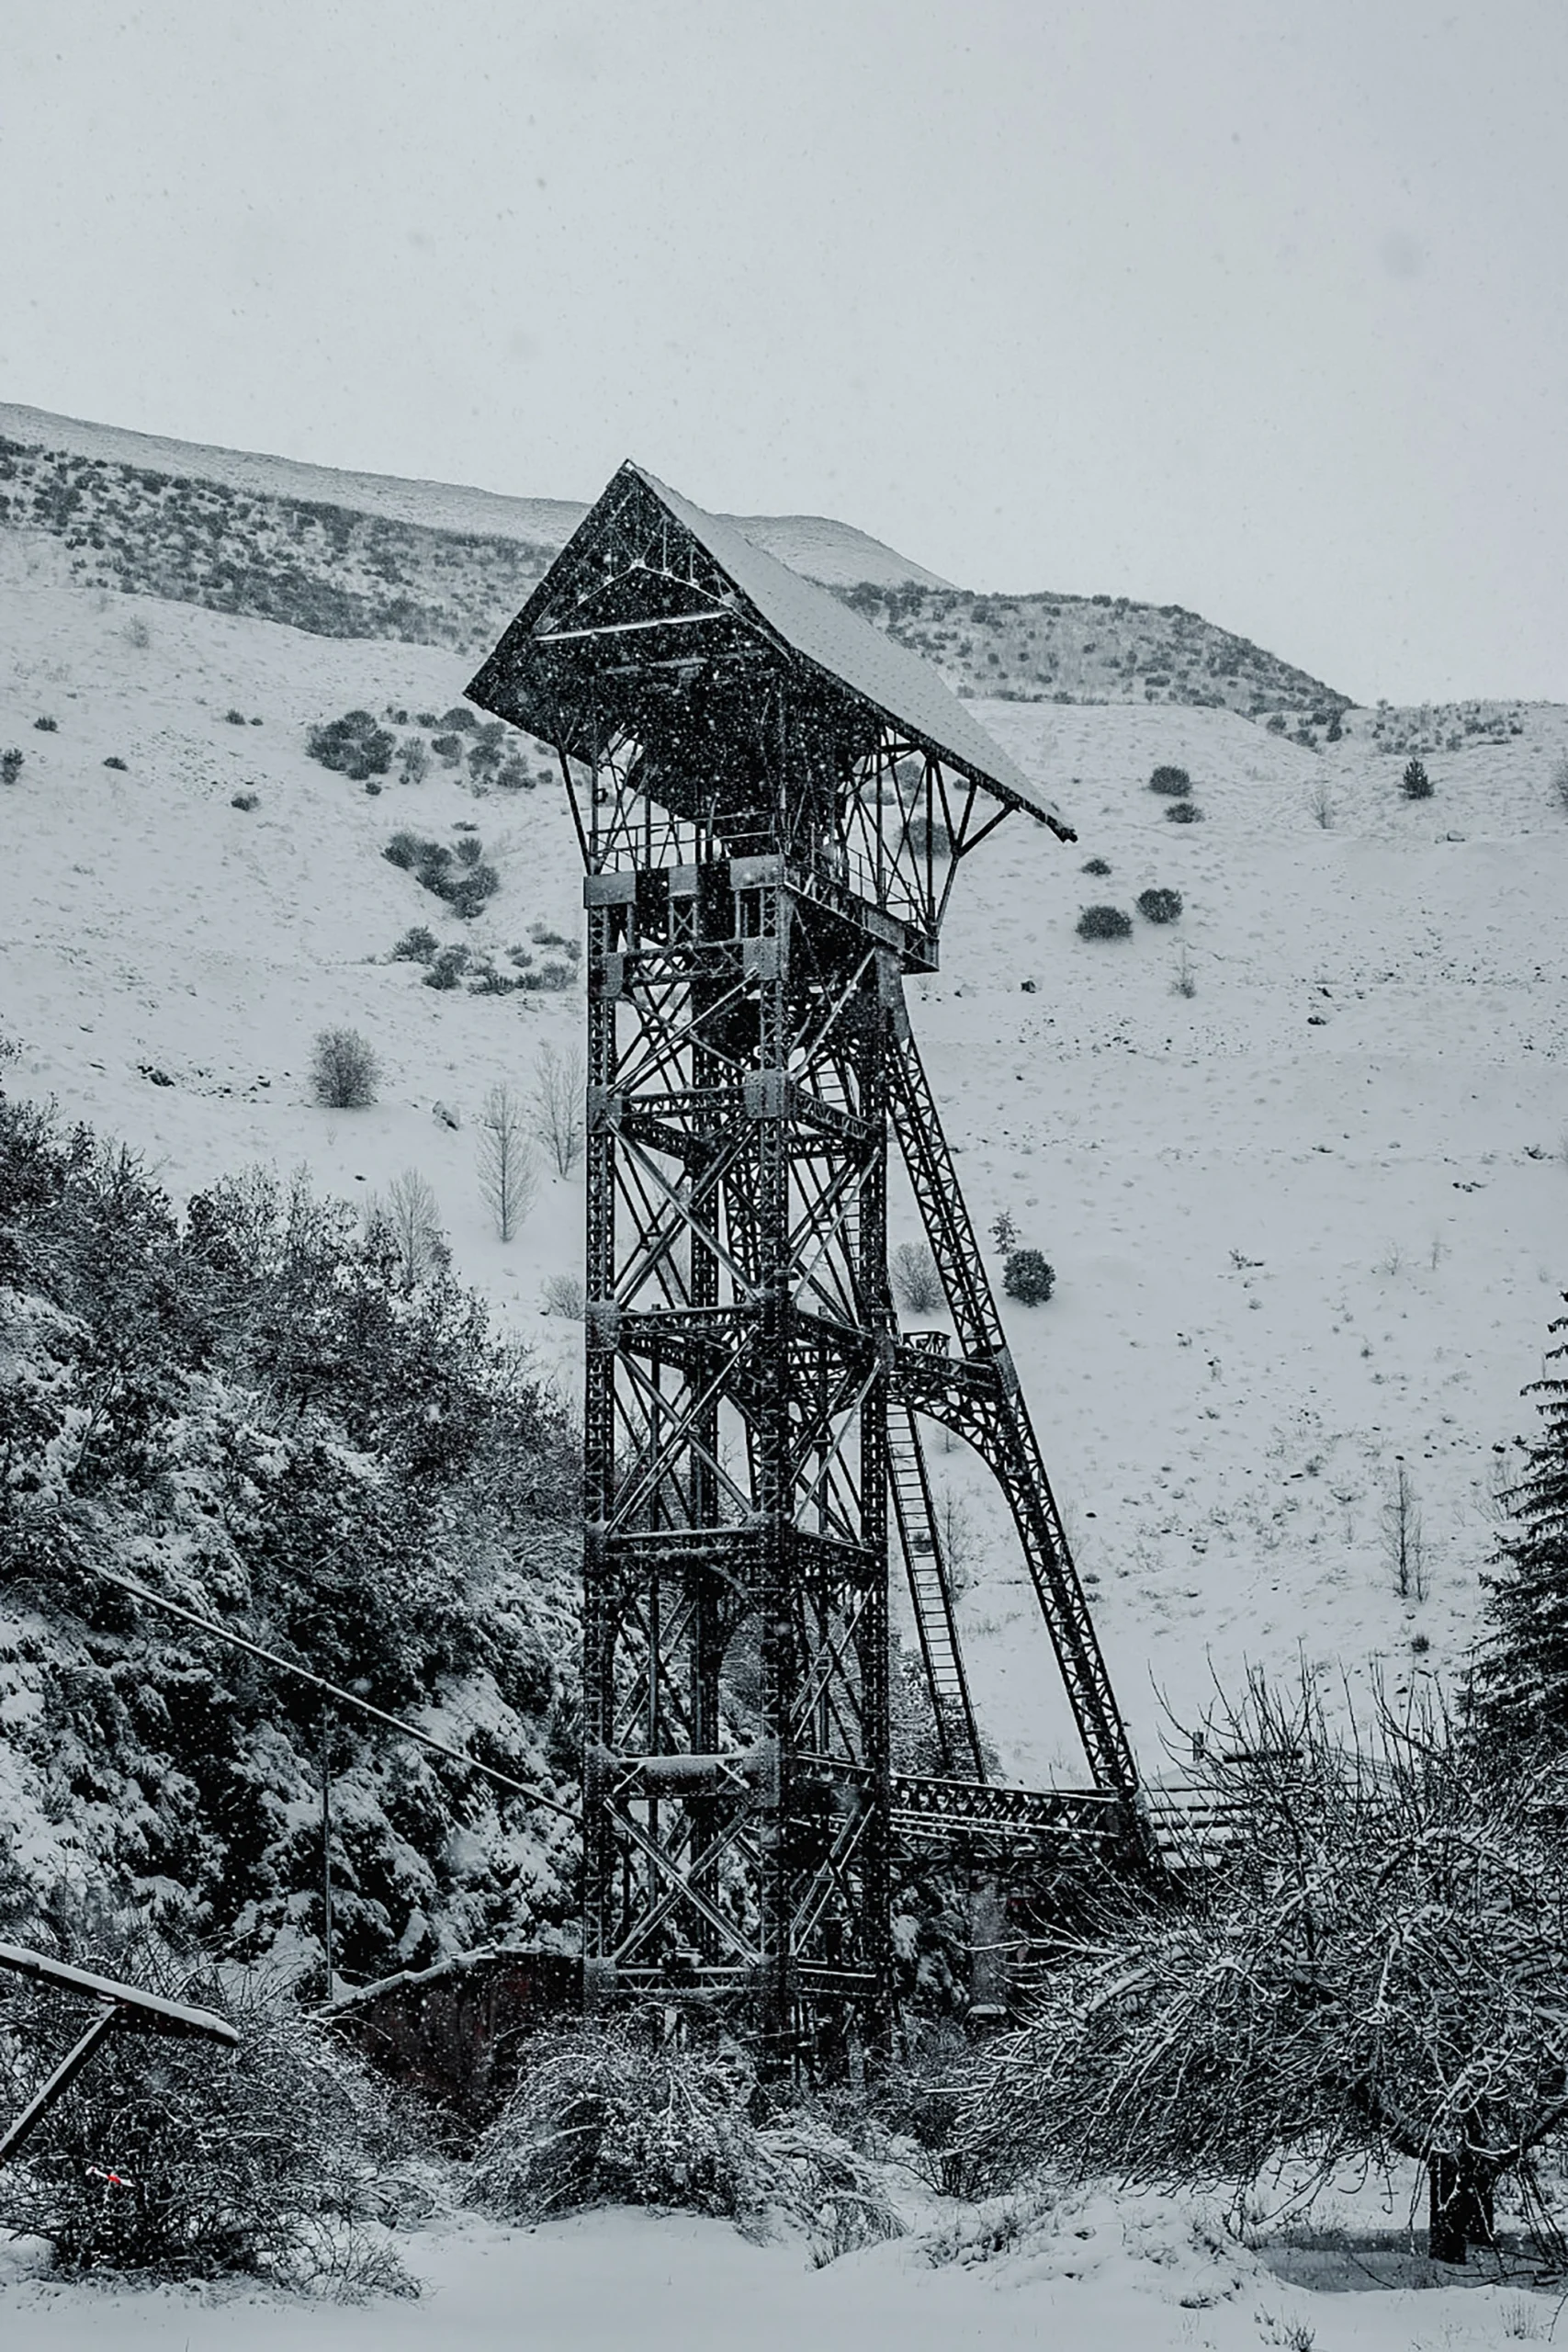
(1477, 1296), (1568, 1753)
(954, 1672), (1568, 2264)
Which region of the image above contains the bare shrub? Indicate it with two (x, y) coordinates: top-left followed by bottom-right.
(0, 1931), (418, 2289)
(2, 750), (24, 785)
(1076, 905), (1133, 941)
(1172, 950), (1197, 998)
(396, 737), (430, 787)
(476, 1083), (536, 1242)
(1148, 765), (1191, 797)
(932, 1482), (981, 1596)
(1308, 778), (1335, 829)
(1551, 752), (1568, 817)
(531, 1043), (585, 1178)
(541, 1272), (586, 1319)
(890, 1239), (944, 1317)
(310, 1028), (379, 1110)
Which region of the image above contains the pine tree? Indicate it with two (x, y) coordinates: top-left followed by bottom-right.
(1477, 1297), (1568, 1752)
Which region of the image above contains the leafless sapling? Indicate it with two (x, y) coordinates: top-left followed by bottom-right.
(477, 1082), (536, 1242)
(530, 1043), (585, 1178)
(376, 1167), (447, 1288)
(1382, 1461), (1427, 1601)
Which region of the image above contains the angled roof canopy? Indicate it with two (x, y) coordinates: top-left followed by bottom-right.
(468, 461), (1073, 842)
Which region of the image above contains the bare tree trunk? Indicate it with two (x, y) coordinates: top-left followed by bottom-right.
(1427, 2151), (1495, 2265)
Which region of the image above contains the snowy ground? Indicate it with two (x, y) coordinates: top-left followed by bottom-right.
(3, 538), (1567, 1785)
(4, 2192), (1564, 2352)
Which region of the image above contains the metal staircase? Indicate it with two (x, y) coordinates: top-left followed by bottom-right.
(887, 1395), (987, 1781)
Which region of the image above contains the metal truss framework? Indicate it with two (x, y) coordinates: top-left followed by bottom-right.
(468, 462), (1142, 2065)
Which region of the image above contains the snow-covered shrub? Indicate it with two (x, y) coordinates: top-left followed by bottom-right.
(1076, 905), (1132, 940)
(953, 1672), (1568, 2263)
(1402, 758), (1434, 799)
(392, 924), (438, 963)
(230, 791), (259, 812)
(1165, 802), (1203, 824)
(469, 2018), (900, 2256)
(890, 1240), (944, 1317)
(0, 1927), (420, 2289)
(1148, 765), (1191, 797)
(1136, 888), (1183, 924)
(310, 1027), (379, 1110)
(1003, 1250), (1055, 1306)
(1080, 856), (1111, 876)
(469, 2021), (768, 2222)
(1552, 753), (1568, 817)
(3, 749), (24, 784)
(541, 1272), (586, 1319)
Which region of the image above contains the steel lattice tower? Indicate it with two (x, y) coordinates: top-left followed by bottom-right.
(469, 463), (1138, 2065)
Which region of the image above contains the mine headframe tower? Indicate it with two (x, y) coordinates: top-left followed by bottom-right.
(469, 463), (1139, 2067)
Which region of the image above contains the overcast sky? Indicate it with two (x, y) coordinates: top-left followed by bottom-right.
(5, 1), (1565, 704)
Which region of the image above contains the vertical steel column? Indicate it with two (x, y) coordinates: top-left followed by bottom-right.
(581, 880), (624, 2000)
(748, 871), (795, 2069)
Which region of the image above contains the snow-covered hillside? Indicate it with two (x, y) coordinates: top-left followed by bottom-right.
(5, 537), (1565, 1784)
(0, 401), (949, 592)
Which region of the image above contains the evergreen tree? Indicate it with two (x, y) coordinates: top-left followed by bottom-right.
(1477, 1296), (1568, 1752)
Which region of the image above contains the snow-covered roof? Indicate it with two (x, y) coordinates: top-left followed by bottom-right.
(623, 465), (1070, 835)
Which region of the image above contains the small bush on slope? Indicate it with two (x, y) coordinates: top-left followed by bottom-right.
(0, 1917), (418, 2289)
(1077, 905), (1133, 940)
(0, 1089), (580, 1979)
(1004, 1250), (1055, 1306)
(383, 831), (499, 919)
(307, 709), (395, 783)
(1136, 887), (1183, 924)
(311, 1026), (379, 1108)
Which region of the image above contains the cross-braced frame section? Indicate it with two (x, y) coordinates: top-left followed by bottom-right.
(581, 856), (897, 2060)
